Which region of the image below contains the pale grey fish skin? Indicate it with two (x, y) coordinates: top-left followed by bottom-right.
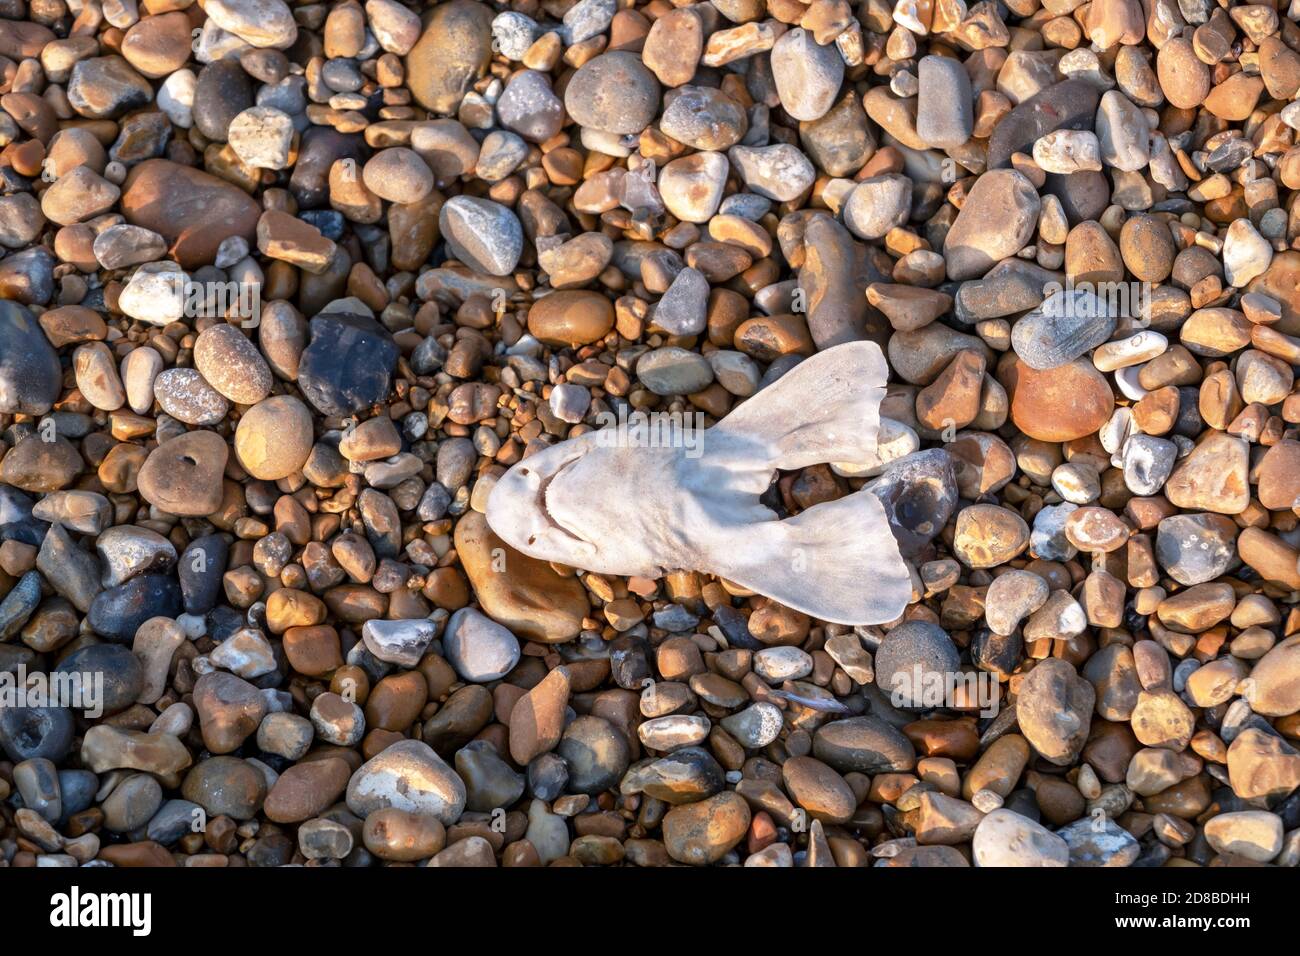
(485, 340), (913, 625)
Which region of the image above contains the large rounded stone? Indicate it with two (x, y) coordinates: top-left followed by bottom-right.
(564, 51), (661, 136)
(1016, 658), (1095, 765)
(662, 791), (750, 865)
(874, 621), (960, 709)
(943, 170), (1041, 280)
(405, 1), (493, 114)
(453, 511), (589, 643)
(120, 160), (262, 268)
(234, 395), (314, 480)
(346, 738), (467, 825)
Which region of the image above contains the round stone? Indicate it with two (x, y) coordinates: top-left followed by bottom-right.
(875, 621), (961, 709)
(564, 51), (660, 136)
(234, 395), (314, 480)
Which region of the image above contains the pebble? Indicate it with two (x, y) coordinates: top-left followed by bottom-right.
(0, 301), (63, 415)
(361, 619), (436, 668)
(557, 716), (629, 794)
(298, 313), (399, 417)
(1016, 659), (1095, 765)
(1057, 818), (1140, 867)
(1203, 811), (1283, 863)
(454, 511), (588, 643)
(770, 29), (843, 123)
(439, 196), (523, 277)
(564, 52), (660, 136)
(653, 268), (710, 337)
(729, 145), (816, 202)
(843, 175), (912, 241)
(637, 347), (714, 395)
(972, 809), (1068, 867)
(227, 106), (295, 170)
(916, 55), (972, 148)
(346, 739), (466, 825)
(1011, 288), (1117, 370)
(659, 152), (729, 223)
(443, 607), (520, 682)
(943, 170), (1041, 280)
(137, 430), (228, 516)
(193, 324), (273, 406)
(662, 791), (750, 865)
(234, 396), (314, 480)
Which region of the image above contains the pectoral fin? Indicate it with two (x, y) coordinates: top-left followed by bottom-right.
(709, 487), (912, 626)
(711, 341), (889, 472)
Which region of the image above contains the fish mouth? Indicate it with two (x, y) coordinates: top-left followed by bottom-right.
(518, 454), (590, 548)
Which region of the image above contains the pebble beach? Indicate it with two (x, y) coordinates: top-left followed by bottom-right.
(0, 0), (1298, 871)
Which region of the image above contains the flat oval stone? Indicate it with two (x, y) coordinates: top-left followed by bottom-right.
(263, 757), (351, 823)
(154, 368), (230, 425)
(51, 643), (142, 715)
(662, 791), (750, 865)
(443, 607), (520, 682)
(943, 169), (1041, 280)
(770, 27), (843, 122)
(637, 347), (714, 395)
(137, 430), (229, 516)
(812, 715), (916, 773)
(193, 58), (254, 142)
(193, 324), (273, 405)
(234, 395), (315, 480)
(181, 756), (267, 820)
(1016, 658), (1095, 765)
(527, 290), (614, 347)
(1246, 634), (1300, 717)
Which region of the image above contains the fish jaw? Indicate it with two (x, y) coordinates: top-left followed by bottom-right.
(485, 439), (599, 568)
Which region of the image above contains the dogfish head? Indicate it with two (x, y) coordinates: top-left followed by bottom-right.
(486, 340), (913, 625)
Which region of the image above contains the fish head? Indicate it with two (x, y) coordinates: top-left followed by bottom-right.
(485, 432), (604, 568)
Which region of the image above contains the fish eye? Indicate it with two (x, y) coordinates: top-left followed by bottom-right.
(520, 468), (529, 476)
(527, 535), (537, 545)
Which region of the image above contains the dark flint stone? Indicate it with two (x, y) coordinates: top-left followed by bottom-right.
(87, 573), (183, 643)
